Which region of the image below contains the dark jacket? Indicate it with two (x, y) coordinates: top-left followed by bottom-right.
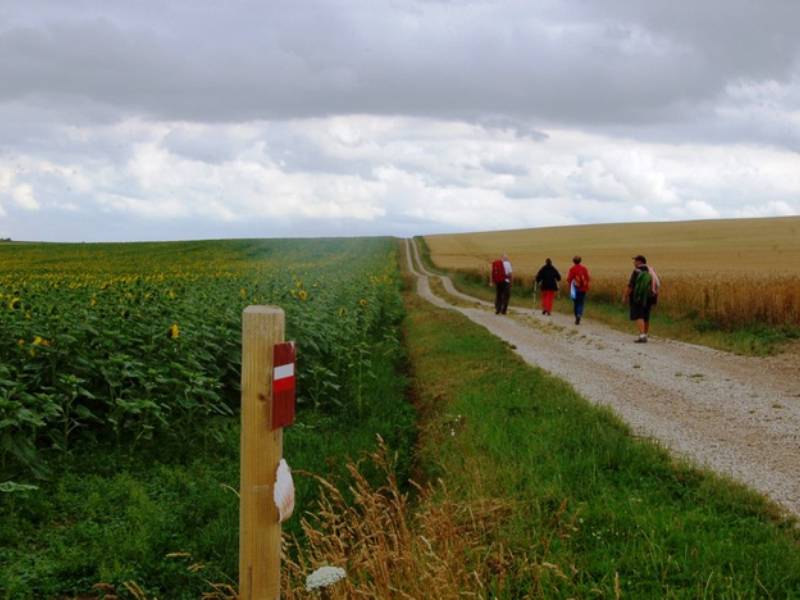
(535, 264), (561, 291)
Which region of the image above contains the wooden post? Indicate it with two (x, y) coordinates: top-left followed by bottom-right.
(240, 306), (284, 600)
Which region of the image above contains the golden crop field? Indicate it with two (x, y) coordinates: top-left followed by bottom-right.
(425, 216), (800, 328)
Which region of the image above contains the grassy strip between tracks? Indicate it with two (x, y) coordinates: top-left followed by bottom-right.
(414, 237), (799, 355)
(403, 286), (800, 597)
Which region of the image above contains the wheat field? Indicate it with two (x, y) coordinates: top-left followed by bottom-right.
(425, 216), (800, 328)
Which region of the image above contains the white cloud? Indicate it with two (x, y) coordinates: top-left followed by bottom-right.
(92, 134), (389, 223)
(0, 168), (40, 212)
(687, 200), (720, 218)
(734, 201), (797, 218)
(11, 184), (40, 211)
(0, 115), (798, 241)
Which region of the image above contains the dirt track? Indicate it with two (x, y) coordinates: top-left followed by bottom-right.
(405, 239), (800, 517)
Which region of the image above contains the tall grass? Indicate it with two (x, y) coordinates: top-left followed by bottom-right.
(283, 440), (530, 599)
(587, 273), (800, 329)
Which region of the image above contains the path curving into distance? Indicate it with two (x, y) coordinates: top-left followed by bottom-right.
(405, 239), (800, 517)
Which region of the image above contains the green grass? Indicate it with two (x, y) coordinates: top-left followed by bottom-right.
(403, 287), (800, 598)
(414, 237), (800, 355)
(0, 353), (415, 600)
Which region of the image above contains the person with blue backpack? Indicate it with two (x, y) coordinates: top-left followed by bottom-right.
(566, 256), (590, 325)
(624, 254), (660, 343)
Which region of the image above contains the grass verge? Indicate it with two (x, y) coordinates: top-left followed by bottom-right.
(402, 286), (800, 597)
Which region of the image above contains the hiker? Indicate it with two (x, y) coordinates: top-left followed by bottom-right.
(566, 256), (590, 325)
(534, 258), (561, 316)
(490, 254), (513, 315)
(623, 254), (660, 343)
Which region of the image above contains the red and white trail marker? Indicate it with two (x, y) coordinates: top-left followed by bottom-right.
(272, 341), (296, 430)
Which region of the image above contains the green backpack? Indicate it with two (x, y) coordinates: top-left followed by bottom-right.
(633, 269), (653, 304)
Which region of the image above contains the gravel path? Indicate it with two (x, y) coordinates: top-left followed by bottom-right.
(406, 239), (800, 517)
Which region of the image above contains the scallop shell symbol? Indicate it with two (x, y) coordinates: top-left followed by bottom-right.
(273, 459), (295, 523)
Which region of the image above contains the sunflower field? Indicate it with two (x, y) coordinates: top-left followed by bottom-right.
(0, 237), (416, 597)
(0, 237), (404, 481)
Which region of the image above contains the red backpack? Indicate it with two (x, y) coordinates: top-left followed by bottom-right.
(491, 259), (506, 284)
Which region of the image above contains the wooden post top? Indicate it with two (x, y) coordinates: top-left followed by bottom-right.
(243, 305), (284, 315)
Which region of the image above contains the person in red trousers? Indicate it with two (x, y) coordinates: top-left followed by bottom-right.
(534, 258), (561, 315)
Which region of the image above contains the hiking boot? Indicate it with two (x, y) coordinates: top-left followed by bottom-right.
(575, 316), (581, 325)
(635, 336), (648, 343)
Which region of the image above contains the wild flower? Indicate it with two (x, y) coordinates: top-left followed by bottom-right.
(305, 566), (346, 591)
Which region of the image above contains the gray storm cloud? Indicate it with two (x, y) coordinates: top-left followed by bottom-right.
(1, 1), (798, 135)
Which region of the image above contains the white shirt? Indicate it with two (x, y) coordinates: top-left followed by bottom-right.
(503, 260), (512, 281)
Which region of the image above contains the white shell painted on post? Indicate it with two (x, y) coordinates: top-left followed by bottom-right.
(273, 458), (295, 523)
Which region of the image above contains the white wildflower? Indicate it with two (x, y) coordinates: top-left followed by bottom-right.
(306, 566), (347, 591)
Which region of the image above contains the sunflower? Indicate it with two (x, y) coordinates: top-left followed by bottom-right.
(168, 323), (180, 339)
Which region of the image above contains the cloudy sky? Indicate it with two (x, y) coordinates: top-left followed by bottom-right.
(1, 0), (799, 242)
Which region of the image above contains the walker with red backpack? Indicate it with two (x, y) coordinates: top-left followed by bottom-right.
(491, 259), (506, 284)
